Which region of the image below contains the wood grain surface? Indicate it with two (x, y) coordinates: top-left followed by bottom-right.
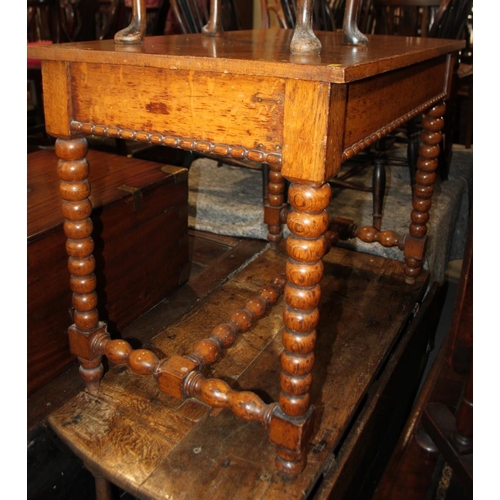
(49, 245), (430, 499)
(28, 29), (464, 84)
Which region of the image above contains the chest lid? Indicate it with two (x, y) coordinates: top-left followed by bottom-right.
(28, 148), (187, 240)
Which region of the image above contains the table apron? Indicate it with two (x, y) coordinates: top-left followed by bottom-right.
(41, 54), (451, 185)
(342, 55), (450, 155)
(48, 62), (288, 163)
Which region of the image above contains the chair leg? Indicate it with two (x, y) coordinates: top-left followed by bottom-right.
(407, 118), (419, 185)
(85, 461), (114, 500)
(372, 157), (386, 231)
(95, 475), (114, 500)
(464, 82), (473, 149)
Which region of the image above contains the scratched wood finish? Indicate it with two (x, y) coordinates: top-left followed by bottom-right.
(343, 56), (449, 148)
(29, 30), (463, 85)
(28, 149), (189, 395)
(49, 245), (429, 499)
(31, 31), (462, 186)
(27, 232), (267, 433)
(71, 64), (286, 155)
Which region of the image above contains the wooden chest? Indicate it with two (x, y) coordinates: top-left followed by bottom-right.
(27, 148), (189, 395)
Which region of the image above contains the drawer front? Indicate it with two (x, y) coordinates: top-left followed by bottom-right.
(71, 63), (285, 159)
(343, 56), (449, 152)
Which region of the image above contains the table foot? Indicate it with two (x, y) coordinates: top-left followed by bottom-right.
(270, 406), (315, 476)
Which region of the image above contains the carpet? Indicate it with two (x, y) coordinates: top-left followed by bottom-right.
(188, 145), (472, 284)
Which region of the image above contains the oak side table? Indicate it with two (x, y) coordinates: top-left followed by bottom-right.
(28, 29), (464, 480)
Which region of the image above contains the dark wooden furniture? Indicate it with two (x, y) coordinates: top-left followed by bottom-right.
(28, 148), (189, 395)
(47, 244), (441, 499)
(261, 0), (337, 30)
(374, 0), (445, 37)
(372, 0), (473, 178)
(170, 0), (239, 33)
(28, 16), (463, 496)
(373, 212), (473, 499)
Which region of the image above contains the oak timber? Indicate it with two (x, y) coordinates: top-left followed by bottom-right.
(49, 244), (431, 499)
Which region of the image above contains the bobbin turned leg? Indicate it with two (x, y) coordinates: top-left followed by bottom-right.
(56, 137), (109, 392)
(269, 182), (331, 476)
(404, 102), (445, 284)
(264, 163), (287, 244)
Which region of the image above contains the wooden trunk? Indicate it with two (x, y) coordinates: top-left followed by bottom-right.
(27, 148), (189, 395)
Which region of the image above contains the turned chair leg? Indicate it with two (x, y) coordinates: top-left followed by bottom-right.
(407, 117), (419, 186)
(372, 157), (386, 231)
(86, 462), (114, 500)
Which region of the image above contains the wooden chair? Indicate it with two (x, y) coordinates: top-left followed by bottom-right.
(261, 0), (337, 31)
(124, 0), (171, 35)
(170, 0), (239, 34)
(29, 4), (464, 497)
(432, 0), (473, 151)
(373, 0), (446, 37)
(372, 0), (473, 179)
(260, 0), (391, 231)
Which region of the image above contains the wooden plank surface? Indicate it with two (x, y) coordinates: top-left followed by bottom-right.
(27, 231), (264, 433)
(48, 245), (429, 499)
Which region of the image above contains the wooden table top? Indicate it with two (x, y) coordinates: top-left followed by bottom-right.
(48, 244), (431, 499)
(27, 28), (464, 84)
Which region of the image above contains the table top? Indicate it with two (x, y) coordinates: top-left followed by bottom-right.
(48, 244), (431, 500)
(27, 28), (464, 84)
